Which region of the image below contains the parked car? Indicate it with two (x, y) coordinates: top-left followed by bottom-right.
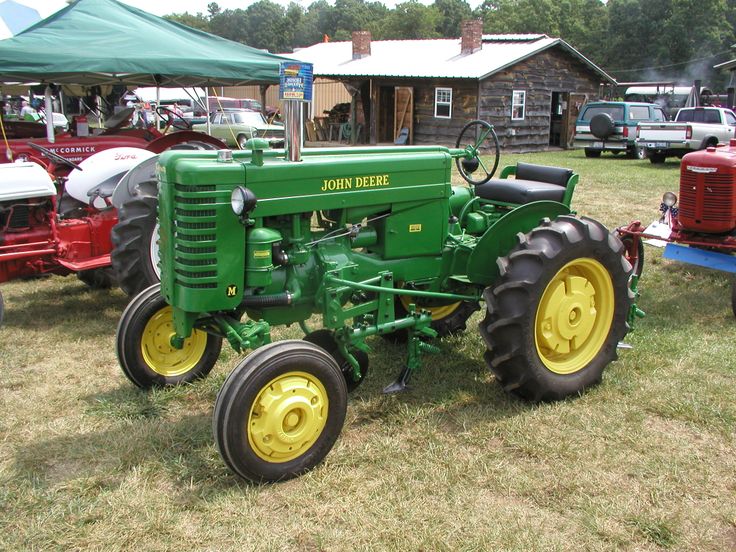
(636, 106), (736, 163)
(192, 109), (284, 149)
(573, 101), (667, 159)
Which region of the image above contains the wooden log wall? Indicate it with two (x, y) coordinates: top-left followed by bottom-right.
(477, 46), (602, 152)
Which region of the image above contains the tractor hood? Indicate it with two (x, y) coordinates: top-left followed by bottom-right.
(0, 162), (56, 202)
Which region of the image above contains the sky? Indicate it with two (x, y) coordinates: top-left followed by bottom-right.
(17, 0), (444, 18)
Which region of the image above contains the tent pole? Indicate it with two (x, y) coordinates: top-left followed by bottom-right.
(155, 86), (160, 130)
(44, 86), (54, 143)
(206, 84), (212, 136)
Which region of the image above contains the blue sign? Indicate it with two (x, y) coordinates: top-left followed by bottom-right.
(279, 62), (313, 102)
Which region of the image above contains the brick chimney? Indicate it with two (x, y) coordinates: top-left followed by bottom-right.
(460, 20), (483, 55)
(352, 31), (371, 59)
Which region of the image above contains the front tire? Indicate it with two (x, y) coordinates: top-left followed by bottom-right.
(116, 284), (222, 388)
(480, 216), (632, 402)
(111, 195), (161, 297)
(303, 329), (369, 391)
(214, 341), (348, 482)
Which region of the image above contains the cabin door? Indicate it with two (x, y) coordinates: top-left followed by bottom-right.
(394, 86), (413, 144)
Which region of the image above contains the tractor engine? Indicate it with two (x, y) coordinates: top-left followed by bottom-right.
(0, 162), (57, 282)
(678, 139), (736, 234)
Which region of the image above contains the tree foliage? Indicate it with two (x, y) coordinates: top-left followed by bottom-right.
(164, 0), (736, 88)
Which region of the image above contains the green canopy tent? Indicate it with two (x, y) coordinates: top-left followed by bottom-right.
(0, 0), (294, 140)
(0, 0), (291, 87)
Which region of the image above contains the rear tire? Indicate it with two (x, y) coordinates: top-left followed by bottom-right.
(584, 149), (601, 158)
(111, 195), (161, 297)
(628, 146), (646, 160)
(116, 284), (222, 388)
(214, 341), (347, 482)
(649, 153), (666, 164)
(382, 296), (479, 343)
(479, 216), (632, 402)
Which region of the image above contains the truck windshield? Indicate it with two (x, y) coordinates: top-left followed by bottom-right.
(581, 106), (624, 121)
(676, 109), (721, 123)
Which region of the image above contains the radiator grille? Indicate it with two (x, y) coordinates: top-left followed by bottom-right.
(171, 186), (219, 290)
(679, 171), (736, 232)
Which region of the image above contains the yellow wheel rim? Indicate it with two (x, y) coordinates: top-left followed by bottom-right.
(399, 295), (461, 321)
(141, 306), (208, 377)
(534, 258), (614, 375)
(247, 371), (329, 463)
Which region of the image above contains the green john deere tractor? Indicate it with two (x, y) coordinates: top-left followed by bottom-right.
(116, 120), (633, 482)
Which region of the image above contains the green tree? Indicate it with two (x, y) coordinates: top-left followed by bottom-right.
(379, 1), (441, 39)
(163, 12), (210, 32)
(433, 0), (473, 37)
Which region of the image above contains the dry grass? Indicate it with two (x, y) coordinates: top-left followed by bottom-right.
(1, 150), (735, 551)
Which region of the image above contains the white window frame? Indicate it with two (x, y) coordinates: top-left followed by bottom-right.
(511, 90), (526, 121)
(434, 87), (452, 119)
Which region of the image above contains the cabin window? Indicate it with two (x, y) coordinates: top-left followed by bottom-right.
(511, 90), (526, 120)
(434, 87), (452, 118)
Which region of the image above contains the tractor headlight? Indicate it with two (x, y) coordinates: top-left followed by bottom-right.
(662, 191), (678, 208)
(231, 186), (257, 217)
(231, 187), (247, 215)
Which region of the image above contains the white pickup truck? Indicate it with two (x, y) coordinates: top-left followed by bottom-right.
(636, 106), (736, 163)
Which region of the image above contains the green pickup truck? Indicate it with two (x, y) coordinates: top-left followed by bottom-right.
(573, 101), (668, 159)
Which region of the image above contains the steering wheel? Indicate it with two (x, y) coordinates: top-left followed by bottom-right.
(455, 120), (500, 185)
(28, 141), (83, 171)
(155, 106), (192, 131)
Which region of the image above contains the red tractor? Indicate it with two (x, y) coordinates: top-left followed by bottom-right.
(0, 108), (227, 324)
(618, 138), (736, 316)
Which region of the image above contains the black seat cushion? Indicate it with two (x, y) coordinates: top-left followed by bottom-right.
(475, 178), (566, 204)
(516, 162), (573, 187)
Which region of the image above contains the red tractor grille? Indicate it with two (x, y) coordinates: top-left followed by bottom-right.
(679, 170), (736, 233)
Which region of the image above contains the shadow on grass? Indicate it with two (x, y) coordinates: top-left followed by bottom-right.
(2, 279), (129, 335)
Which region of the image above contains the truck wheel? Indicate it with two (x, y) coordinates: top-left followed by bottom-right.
(111, 195), (161, 297)
(303, 329), (369, 391)
(584, 149), (601, 158)
(214, 341), (347, 482)
(383, 296), (479, 342)
(628, 146), (646, 160)
(116, 284), (222, 389)
(77, 267), (117, 289)
(480, 216), (632, 402)
(649, 153), (666, 164)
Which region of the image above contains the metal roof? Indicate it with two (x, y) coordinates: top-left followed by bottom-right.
(289, 34), (614, 83)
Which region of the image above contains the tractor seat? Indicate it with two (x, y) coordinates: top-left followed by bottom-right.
(475, 162), (573, 205)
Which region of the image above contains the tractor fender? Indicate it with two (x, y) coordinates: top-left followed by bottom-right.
(145, 131), (226, 154)
(111, 155), (159, 208)
(65, 147), (156, 210)
(466, 200), (571, 285)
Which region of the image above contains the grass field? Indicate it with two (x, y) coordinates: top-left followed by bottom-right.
(1, 150), (735, 551)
